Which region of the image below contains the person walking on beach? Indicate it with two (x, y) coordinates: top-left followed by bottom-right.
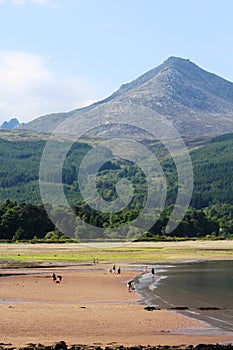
(117, 267), (121, 276)
(52, 273), (56, 281)
(112, 264), (116, 273)
(151, 267), (155, 277)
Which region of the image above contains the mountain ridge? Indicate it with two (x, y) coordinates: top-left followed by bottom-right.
(21, 57), (233, 137)
(1, 118), (20, 130)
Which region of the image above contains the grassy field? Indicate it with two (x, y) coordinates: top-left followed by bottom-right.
(0, 240), (232, 264)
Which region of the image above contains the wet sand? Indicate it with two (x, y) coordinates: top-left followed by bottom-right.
(0, 263), (232, 347)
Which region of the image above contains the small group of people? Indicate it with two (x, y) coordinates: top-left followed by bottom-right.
(52, 272), (62, 283)
(109, 264), (121, 275)
(125, 266), (155, 293)
(93, 258), (99, 265)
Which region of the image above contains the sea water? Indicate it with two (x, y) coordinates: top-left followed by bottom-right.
(135, 260), (233, 334)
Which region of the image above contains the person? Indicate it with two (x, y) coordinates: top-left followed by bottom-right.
(52, 273), (56, 281)
(151, 267), (155, 277)
(112, 264), (116, 273)
(127, 280), (134, 292)
(55, 275), (62, 283)
(117, 267), (121, 276)
(93, 258), (96, 264)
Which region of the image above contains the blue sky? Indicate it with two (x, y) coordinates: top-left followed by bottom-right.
(0, 0), (233, 123)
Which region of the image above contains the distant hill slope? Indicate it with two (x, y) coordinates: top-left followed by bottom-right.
(22, 57), (233, 137)
(0, 132), (233, 208)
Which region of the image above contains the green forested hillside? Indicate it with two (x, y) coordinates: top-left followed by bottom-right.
(0, 133), (233, 208)
(0, 133), (233, 240)
(0, 138), (91, 204)
(191, 134), (233, 208)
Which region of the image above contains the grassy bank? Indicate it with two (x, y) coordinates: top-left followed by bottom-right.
(0, 241), (232, 264)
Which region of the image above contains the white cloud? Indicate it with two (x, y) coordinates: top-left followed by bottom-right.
(0, 0), (58, 7)
(11, 0), (25, 5)
(29, 0), (58, 7)
(31, 0), (52, 4)
(0, 51), (100, 124)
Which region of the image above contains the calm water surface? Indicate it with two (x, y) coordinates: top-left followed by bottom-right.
(136, 260), (233, 334)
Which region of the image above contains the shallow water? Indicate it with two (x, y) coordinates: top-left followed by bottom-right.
(136, 260), (233, 334)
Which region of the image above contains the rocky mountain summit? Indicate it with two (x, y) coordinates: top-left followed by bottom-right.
(22, 57), (233, 137)
(1, 118), (20, 130)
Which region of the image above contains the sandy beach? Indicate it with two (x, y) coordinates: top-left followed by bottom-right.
(0, 260), (232, 347)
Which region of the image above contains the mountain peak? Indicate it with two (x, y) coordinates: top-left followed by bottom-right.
(23, 57), (233, 137)
(164, 56), (190, 63)
(0, 118), (20, 130)
(163, 56), (191, 63)
(112, 57), (200, 98)
(160, 56), (204, 76)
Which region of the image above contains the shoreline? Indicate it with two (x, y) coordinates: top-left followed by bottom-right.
(0, 241), (232, 347)
(134, 260), (233, 335)
(0, 262), (232, 347)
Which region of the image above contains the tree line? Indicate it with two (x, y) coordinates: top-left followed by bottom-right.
(0, 200), (232, 242)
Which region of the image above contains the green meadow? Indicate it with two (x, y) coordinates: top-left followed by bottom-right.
(0, 241), (232, 265)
